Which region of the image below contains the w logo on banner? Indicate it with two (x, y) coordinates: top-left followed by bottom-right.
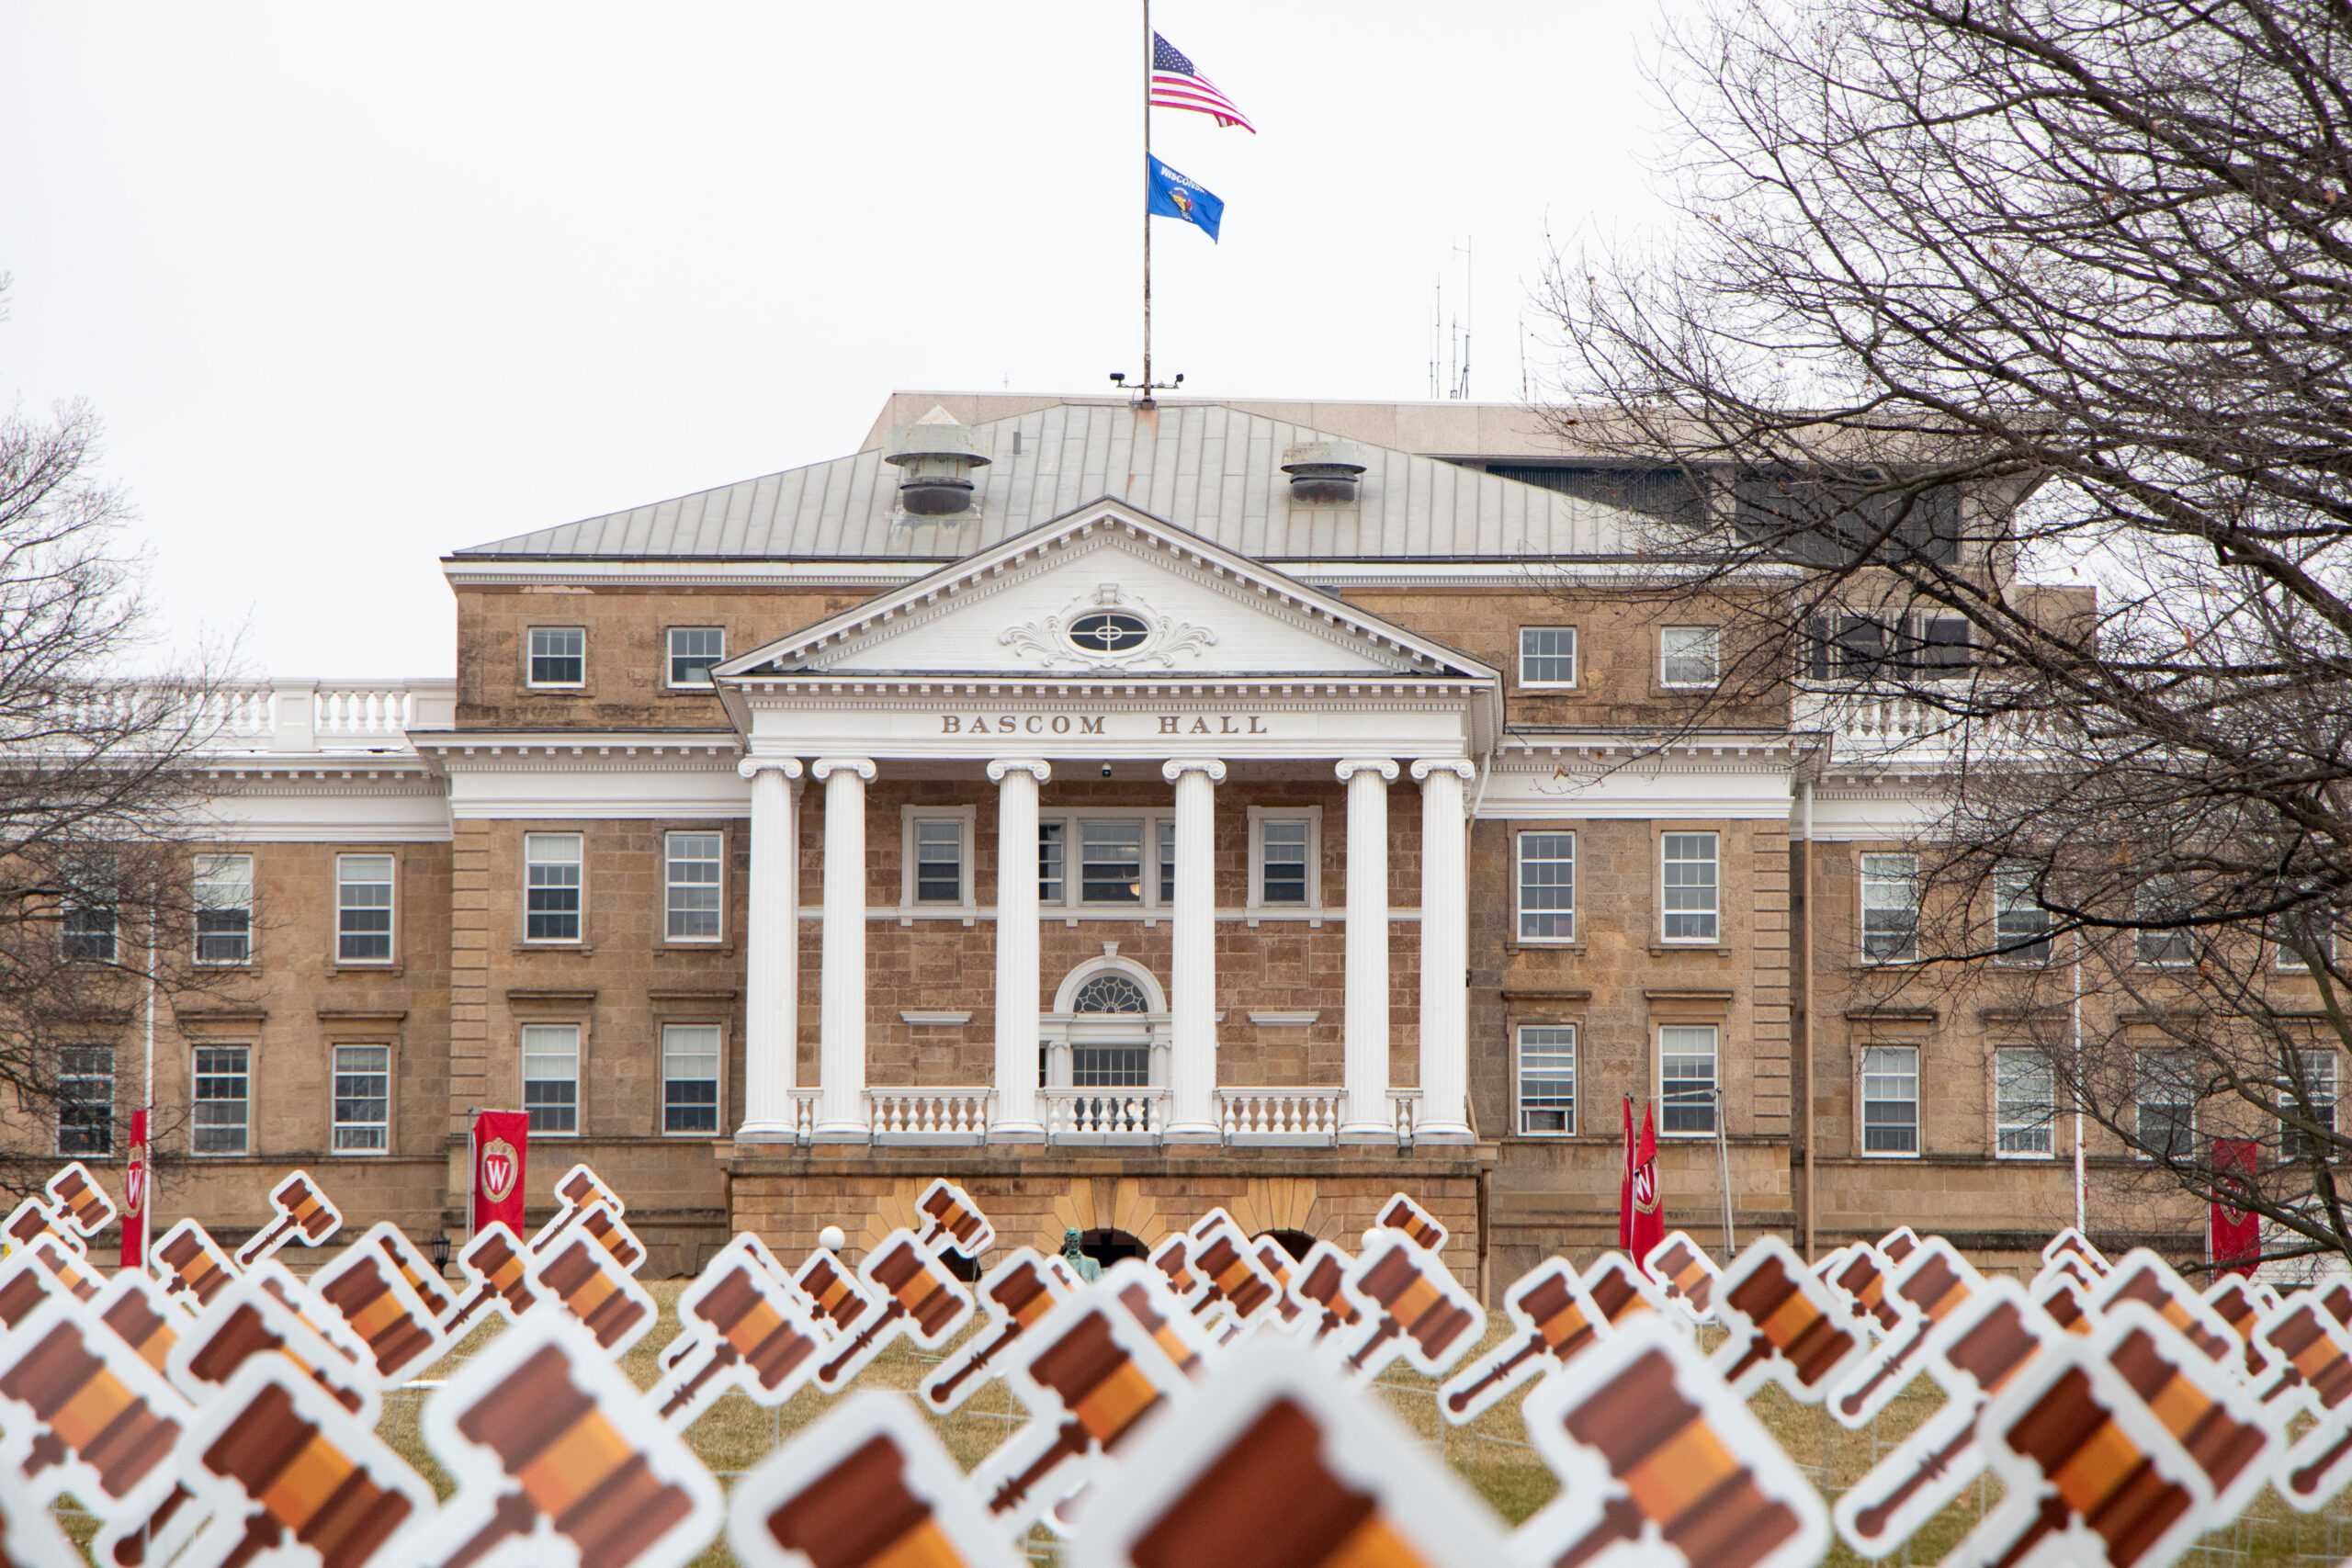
(1620, 1098), (1663, 1272)
(481, 1141), (518, 1204)
(470, 1111), (530, 1238)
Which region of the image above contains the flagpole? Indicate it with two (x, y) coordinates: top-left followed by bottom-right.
(1141, 0), (1153, 398)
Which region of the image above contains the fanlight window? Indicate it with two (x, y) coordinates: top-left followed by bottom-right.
(1068, 611), (1150, 654)
(1072, 974), (1150, 1013)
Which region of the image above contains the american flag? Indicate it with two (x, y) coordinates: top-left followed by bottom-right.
(1151, 33), (1255, 133)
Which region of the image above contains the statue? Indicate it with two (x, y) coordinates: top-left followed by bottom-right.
(1059, 1227), (1101, 1283)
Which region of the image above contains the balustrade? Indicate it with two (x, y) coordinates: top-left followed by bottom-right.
(1040, 1088), (1167, 1142)
(865, 1089), (992, 1144)
(1217, 1089), (1343, 1145)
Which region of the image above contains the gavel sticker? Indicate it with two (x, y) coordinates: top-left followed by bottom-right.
(1832, 1277), (2063, 1556)
(528, 1163), (626, 1256)
(2042, 1224), (2112, 1278)
(922, 1247), (1072, 1413)
(571, 1201), (649, 1277)
(1876, 1224), (1919, 1267)
(166, 1263), (384, 1429)
(1114, 1269), (1216, 1381)
(1826, 1246), (1905, 1338)
(413, 1312), (723, 1568)
(313, 1227), (446, 1383)
(440, 1224), (544, 1337)
(662, 1233), (812, 1379)
(2037, 1271), (2098, 1338)
(0, 1292), (187, 1529)
(970, 1274), (1194, 1533)
(234, 1170), (343, 1270)
(1644, 1230), (1721, 1323)
(793, 1248), (881, 1345)
(152, 1219), (239, 1315)
(1182, 1213), (1282, 1325)
(1442, 1258), (1607, 1424)
(913, 1178), (995, 1262)
(367, 1220), (457, 1319)
(5, 1196), (82, 1258)
(1334, 1232), (1485, 1382)
(1579, 1253), (1668, 1328)
(1148, 1233), (1207, 1304)
(1285, 1241), (1363, 1344)
(94, 1273), (182, 1382)
(814, 1231), (974, 1393)
(2088, 1251), (2244, 1371)
(1709, 1236), (1869, 1404)
(19, 1233), (101, 1306)
(2267, 1298), (2352, 1507)
(2201, 1276), (2278, 1382)
(1829, 1237), (1984, 1428)
(172, 1357), (434, 1568)
(725, 1390), (1020, 1568)
(653, 1238), (824, 1429)
(1250, 1238), (1305, 1326)
(539, 1234), (659, 1358)
(43, 1161), (118, 1239)
(1084, 1338), (1514, 1568)
(0, 1243), (68, 1334)
(1515, 1314), (1831, 1568)
(1374, 1191), (1449, 1255)
(2099, 1305), (2283, 1522)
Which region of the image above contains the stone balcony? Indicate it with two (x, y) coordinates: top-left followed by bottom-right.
(774, 1086), (1428, 1148)
(67, 677), (456, 757)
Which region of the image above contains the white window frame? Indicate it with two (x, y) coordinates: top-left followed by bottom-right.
(523, 1023), (581, 1136)
(1994, 863), (2052, 965)
(524, 832), (585, 944)
(1076, 816), (1152, 908)
(1861, 852), (1921, 964)
(1038, 820), (1067, 907)
(55, 1045), (113, 1158)
(1515, 1024), (1577, 1136)
(665, 626), (725, 689)
(898, 807), (975, 910)
(1515, 829), (1577, 943)
(661, 1023), (723, 1137)
(2135, 1049), (2198, 1160)
(1994, 1047), (2055, 1159)
(193, 852), (254, 966)
(331, 1043), (391, 1156)
(334, 853), (396, 965)
(191, 1044), (250, 1157)
(1659, 626), (1722, 689)
(1860, 1044), (1920, 1157)
(1657, 1024), (1719, 1137)
(1660, 831), (1721, 944)
(1247, 807), (1321, 910)
(1518, 626), (1580, 689)
(2281, 1049), (2338, 1164)
(663, 830), (725, 943)
(2134, 876), (2196, 967)
(2277, 909), (2340, 972)
(60, 851), (118, 964)
(526, 626), (586, 688)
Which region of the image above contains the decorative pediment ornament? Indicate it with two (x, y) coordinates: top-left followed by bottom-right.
(998, 583), (1218, 671)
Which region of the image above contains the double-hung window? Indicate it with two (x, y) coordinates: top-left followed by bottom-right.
(2281, 1051), (2338, 1163)
(523, 1024), (580, 1134)
(1157, 821), (1178, 905)
(1038, 822), (1066, 904)
(193, 1046), (250, 1156)
(61, 852), (117, 963)
(1519, 626), (1578, 687)
(664, 832), (723, 941)
(332, 1045), (390, 1153)
(666, 626), (724, 688)
(1659, 1025), (1718, 1135)
(1080, 820), (1145, 905)
(1860, 1045), (1919, 1155)
(662, 1024), (721, 1135)
(1861, 853), (1921, 963)
(2278, 908), (2339, 972)
(1661, 833), (1719, 943)
(2135, 1050), (2197, 1159)
(2135, 875), (2195, 966)
(911, 819), (965, 905)
(56, 1046), (113, 1156)
(1660, 626), (1721, 688)
(1994, 864), (2052, 964)
(527, 626), (585, 687)
(335, 855), (394, 964)
(1995, 1048), (2054, 1156)
(1516, 1025), (1576, 1134)
(1257, 818), (1310, 906)
(194, 853), (254, 965)
(1517, 832), (1576, 942)
(525, 833), (583, 942)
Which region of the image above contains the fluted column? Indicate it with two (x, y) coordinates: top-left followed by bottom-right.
(988, 759), (1051, 1144)
(1411, 759), (1476, 1144)
(811, 757), (876, 1144)
(1337, 758), (1401, 1143)
(1161, 758), (1226, 1144)
(735, 757), (805, 1142)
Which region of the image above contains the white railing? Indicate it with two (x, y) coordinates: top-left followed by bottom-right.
(42, 678), (456, 756)
(313, 682), (435, 740)
(866, 1088), (992, 1143)
(1793, 687), (2045, 764)
(1392, 1089), (1421, 1144)
(1219, 1088), (1344, 1145)
(787, 1089), (820, 1143)
(1041, 1088), (1167, 1142)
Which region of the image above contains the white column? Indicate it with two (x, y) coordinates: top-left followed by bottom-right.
(735, 757), (805, 1142)
(1411, 760), (1476, 1144)
(1161, 758), (1226, 1144)
(988, 759), (1051, 1143)
(1336, 758), (1400, 1143)
(811, 757), (876, 1144)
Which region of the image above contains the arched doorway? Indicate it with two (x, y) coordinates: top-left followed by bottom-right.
(1042, 954), (1169, 1090)
(1078, 1227), (1149, 1270)
(1256, 1228), (1316, 1263)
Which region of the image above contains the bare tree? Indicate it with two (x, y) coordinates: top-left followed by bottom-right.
(0, 278), (242, 1192)
(1533, 1), (2352, 1266)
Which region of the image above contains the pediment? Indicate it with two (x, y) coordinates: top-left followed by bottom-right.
(716, 501), (1494, 684)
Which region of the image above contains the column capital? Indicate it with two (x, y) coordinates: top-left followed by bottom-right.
(986, 759), (1053, 785)
(1409, 758), (1477, 784)
(1161, 758), (1227, 784)
(737, 755), (805, 782)
(1335, 758), (1401, 784)
(810, 757), (877, 783)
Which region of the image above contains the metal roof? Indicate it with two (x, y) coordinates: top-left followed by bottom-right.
(449, 400), (1669, 562)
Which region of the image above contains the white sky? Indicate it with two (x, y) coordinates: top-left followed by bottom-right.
(1, 3), (1686, 677)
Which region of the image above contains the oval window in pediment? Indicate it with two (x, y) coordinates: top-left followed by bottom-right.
(1067, 610), (1150, 655)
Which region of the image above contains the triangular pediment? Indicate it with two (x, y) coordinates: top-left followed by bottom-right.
(715, 500), (1496, 684)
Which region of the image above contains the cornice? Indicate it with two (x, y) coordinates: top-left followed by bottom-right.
(414, 734), (743, 774)
(737, 677), (1489, 707)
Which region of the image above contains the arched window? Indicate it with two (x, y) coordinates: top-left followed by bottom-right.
(1071, 973), (1150, 1014)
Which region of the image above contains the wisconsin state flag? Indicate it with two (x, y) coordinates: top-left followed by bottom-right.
(1620, 1096), (1663, 1272)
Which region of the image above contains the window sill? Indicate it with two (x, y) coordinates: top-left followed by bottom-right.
(1516, 683), (1586, 696)
(330, 963), (403, 978)
(657, 941), (736, 956)
(518, 685), (593, 697)
(513, 942), (594, 956)
(330, 1147), (390, 1158)
(1650, 943), (1730, 957)
(902, 906), (978, 927)
(1858, 1150), (1921, 1160)
(1995, 1150), (2056, 1162)
(1510, 938), (1584, 953)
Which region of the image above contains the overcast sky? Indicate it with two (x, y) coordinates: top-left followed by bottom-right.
(2, 3), (1687, 678)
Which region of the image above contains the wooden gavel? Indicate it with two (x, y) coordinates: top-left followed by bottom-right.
(2262, 1303), (2352, 1410)
(1580, 1258), (1657, 1328)
(1876, 1225), (1918, 1266)
(5, 1198), (69, 1254)
(2037, 1274), (2095, 1337)
(45, 1163), (115, 1237)
(1377, 1195), (1444, 1252)
(537, 1237), (650, 1354)
(927, 1255), (1059, 1408)
(155, 1224), (235, 1311)
(797, 1253), (877, 1339)
(1150, 1235), (1205, 1302)
(1837, 1248), (1975, 1421)
(1189, 1232), (1276, 1321)
(1115, 1279), (1204, 1379)
(1981, 1364), (2197, 1567)
(317, 1255), (439, 1382)
(1649, 1235), (1717, 1317)
(657, 1264), (820, 1422)
(763, 1428), (962, 1568)
(916, 1180), (992, 1258)
(197, 1376), (415, 1568)
(988, 1308), (1164, 1516)
(1720, 1254), (1860, 1393)
(1251, 1240), (1304, 1325)
(2205, 1278), (2267, 1378)
(1291, 1249), (1362, 1342)
(0, 1312), (182, 1502)
(235, 1175), (339, 1269)
(1446, 1267), (1591, 1416)
(1344, 1244), (1478, 1373)
(2109, 1322), (2270, 1504)
(2102, 1263), (2233, 1366)
(442, 1229), (537, 1336)
(98, 1282), (178, 1379)
(185, 1299), (367, 1417)
(1829, 1250), (1903, 1336)
(25, 1235), (100, 1304)
(1847, 1294), (2045, 1541)
(376, 1230), (455, 1319)
(817, 1238), (965, 1386)
(531, 1166), (620, 1254)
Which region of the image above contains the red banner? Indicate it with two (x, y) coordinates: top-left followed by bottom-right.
(119, 1108), (151, 1270)
(2210, 1136), (2261, 1277)
(470, 1110), (530, 1240)
(1620, 1097), (1663, 1272)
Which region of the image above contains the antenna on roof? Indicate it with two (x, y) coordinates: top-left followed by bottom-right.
(1429, 274), (1442, 400)
(1452, 238), (1475, 400)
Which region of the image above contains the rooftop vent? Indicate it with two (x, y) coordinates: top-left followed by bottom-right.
(886, 408), (992, 517)
(1280, 440), (1367, 503)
